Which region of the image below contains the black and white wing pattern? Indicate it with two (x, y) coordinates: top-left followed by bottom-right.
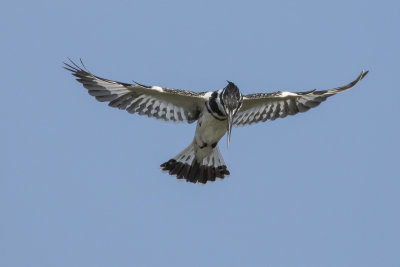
(64, 60), (207, 123)
(233, 71), (368, 126)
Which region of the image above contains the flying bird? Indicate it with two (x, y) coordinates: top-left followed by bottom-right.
(64, 59), (368, 184)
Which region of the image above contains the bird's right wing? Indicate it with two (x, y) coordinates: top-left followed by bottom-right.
(234, 70), (368, 126)
(64, 60), (207, 123)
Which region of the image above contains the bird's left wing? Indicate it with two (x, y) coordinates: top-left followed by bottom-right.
(64, 60), (206, 123)
(234, 70), (368, 126)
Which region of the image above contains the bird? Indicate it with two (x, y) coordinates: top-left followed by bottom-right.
(64, 59), (368, 184)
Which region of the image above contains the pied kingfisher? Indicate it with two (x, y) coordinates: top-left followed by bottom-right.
(64, 59), (368, 184)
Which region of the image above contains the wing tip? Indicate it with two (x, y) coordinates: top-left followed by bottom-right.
(361, 69), (369, 80)
(330, 69), (369, 93)
(63, 58), (90, 74)
(349, 69), (369, 88)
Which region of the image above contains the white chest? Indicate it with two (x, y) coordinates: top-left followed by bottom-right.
(195, 110), (227, 147)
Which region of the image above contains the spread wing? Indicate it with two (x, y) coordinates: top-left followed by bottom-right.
(64, 60), (206, 123)
(233, 70), (368, 126)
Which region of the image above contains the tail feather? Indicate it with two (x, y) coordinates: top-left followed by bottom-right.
(160, 142), (230, 184)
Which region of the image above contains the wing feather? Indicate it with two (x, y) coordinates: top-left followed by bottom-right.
(65, 60), (206, 123)
(234, 71), (368, 126)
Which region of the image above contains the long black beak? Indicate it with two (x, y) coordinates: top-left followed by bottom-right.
(227, 109), (234, 148)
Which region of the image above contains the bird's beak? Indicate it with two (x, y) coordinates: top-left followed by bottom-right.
(227, 109), (234, 148)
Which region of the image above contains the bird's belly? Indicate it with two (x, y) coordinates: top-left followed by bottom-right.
(195, 112), (226, 148)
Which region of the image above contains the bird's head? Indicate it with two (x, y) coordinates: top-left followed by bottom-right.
(221, 81), (243, 147)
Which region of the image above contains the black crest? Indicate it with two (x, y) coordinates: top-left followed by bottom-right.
(221, 81), (242, 112)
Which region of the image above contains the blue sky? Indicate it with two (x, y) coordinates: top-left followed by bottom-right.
(2, 0), (399, 266)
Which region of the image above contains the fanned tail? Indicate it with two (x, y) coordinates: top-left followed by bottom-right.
(160, 142), (230, 184)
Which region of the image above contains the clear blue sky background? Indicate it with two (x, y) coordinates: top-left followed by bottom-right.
(2, 0), (399, 266)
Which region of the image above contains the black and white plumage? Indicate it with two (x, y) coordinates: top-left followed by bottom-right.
(64, 59), (368, 184)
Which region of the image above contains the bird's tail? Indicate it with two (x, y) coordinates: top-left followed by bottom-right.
(160, 141), (230, 184)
